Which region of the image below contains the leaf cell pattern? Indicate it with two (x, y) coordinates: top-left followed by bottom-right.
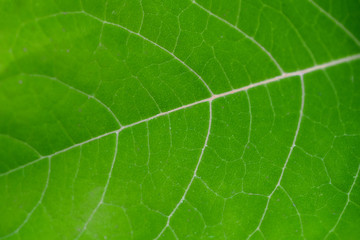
(0, 0), (360, 239)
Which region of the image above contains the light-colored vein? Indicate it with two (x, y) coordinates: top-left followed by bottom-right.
(0, 133), (42, 157)
(79, 12), (214, 96)
(25, 73), (122, 127)
(169, 226), (179, 240)
(309, 0), (360, 47)
(1, 54), (359, 178)
(247, 75), (305, 239)
(133, 75), (162, 113)
(192, 0), (284, 74)
(2, 4), (359, 238)
(213, 53), (359, 99)
(276, 7), (317, 65)
(211, 46), (234, 89)
(0, 129), (119, 177)
(74, 132), (119, 239)
(279, 185), (304, 238)
(71, 146), (82, 209)
(10, 10), (214, 96)
(0, 158), (51, 239)
(240, 91), (252, 190)
(146, 121), (151, 173)
(153, 101), (212, 240)
(324, 164), (360, 239)
(323, 70), (346, 133)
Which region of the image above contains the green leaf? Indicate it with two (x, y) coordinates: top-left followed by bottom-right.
(0, 0), (359, 239)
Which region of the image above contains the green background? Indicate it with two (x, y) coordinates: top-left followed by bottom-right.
(0, 0), (359, 239)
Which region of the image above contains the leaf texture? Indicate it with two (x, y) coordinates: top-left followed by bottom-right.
(0, 0), (359, 239)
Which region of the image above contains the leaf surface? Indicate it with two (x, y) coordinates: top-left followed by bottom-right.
(0, 0), (360, 239)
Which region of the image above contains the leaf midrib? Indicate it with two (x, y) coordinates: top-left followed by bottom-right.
(2, 2), (360, 239)
(2, 53), (359, 178)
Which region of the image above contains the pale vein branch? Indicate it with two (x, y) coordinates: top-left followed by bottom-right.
(154, 101), (213, 240)
(324, 164), (360, 239)
(0, 54), (359, 178)
(247, 75), (305, 239)
(79, 12), (214, 96)
(0, 158), (51, 239)
(192, 0), (284, 74)
(309, 0), (360, 47)
(75, 132), (119, 239)
(279, 185), (304, 238)
(10, 10), (214, 96)
(25, 73), (122, 127)
(0, 133), (42, 157)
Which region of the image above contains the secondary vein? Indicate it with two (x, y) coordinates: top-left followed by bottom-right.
(0, 54), (359, 178)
